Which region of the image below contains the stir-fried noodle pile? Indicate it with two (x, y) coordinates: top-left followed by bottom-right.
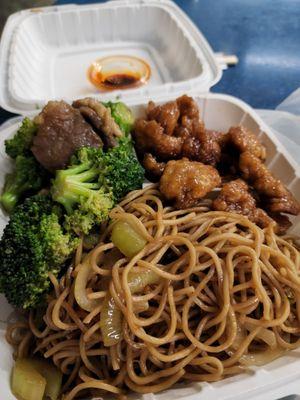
(7, 185), (300, 399)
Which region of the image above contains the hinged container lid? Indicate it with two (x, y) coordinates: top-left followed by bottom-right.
(0, 0), (222, 114)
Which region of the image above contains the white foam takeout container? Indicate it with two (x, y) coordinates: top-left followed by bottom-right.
(0, 1), (299, 400)
(0, 0), (221, 113)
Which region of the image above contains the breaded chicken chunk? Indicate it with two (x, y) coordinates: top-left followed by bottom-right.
(212, 179), (275, 229)
(147, 100), (180, 136)
(133, 119), (183, 160)
(143, 153), (166, 180)
(239, 152), (300, 215)
(174, 95), (205, 138)
(160, 158), (221, 208)
(228, 126), (266, 160)
(182, 130), (223, 166)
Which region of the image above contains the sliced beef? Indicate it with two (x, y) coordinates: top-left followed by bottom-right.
(31, 101), (102, 171)
(73, 98), (123, 149)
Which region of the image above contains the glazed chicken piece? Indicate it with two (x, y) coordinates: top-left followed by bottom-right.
(239, 152), (300, 215)
(32, 101), (102, 171)
(182, 130), (223, 166)
(212, 179), (276, 229)
(176, 94), (202, 121)
(142, 153), (166, 180)
(174, 95), (205, 140)
(206, 130), (229, 147)
(228, 126), (266, 160)
(175, 97), (226, 166)
(133, 119), (183, 160)
(160, 158), (221, 208)
(134, 94), (211, 170)
(268, 213), (292, 235)
(173, 118), (203, 142)
(73, 98), (123, 148)
(147, 100), (180, 136)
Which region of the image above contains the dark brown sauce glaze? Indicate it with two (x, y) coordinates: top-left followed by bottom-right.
(103, 72), (140, 88)
(87, 55), (151, 92)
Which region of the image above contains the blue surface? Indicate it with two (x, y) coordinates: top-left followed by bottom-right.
(177, 0), (300, 109)
(1, 0), (300, 123)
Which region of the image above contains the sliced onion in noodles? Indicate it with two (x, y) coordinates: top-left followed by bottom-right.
(74, 263), (100, 312)
(231, 323), (246, 351)
(244, 323), (276, 348)
(128, 268), (161, 294)
(239, 347), (285, 366)
(100, 295), (123, 347)
(229, 322), (276, 359)
(100, 268), (162, 346)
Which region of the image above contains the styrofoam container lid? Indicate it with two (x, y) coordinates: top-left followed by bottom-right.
(0, 0), (222, 114)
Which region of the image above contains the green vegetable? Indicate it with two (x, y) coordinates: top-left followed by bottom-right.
(5, 117), (37, 159)
(2, 117), (49, 213)
(30, 359), (62, 400)
(11, 358), (62, 400)
(0, 155), (49, 213)
(102, 136), (145, 202)
(104, 101), (134, 134)
(51, 146), (114, 235)
(101, 221), (149, 347)
(12, 359), (46, 400)
(0, 195), (79, 309)
(111, 220), (147, 258)
(51, 136), (144, 235)
(83, 230), (100, 250)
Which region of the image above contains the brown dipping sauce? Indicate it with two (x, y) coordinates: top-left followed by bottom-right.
(88, 55), (151, 92)
(102, 72), (141, 88)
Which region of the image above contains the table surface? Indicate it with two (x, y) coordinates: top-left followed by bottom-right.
(1, 0), (300, 123)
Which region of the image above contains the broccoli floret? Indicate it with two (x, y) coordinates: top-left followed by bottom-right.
(63, 190), (113, 235)
(0, 195), (79, 309)
(102, 136), (144, 202)
(5, 117), (37, 158)
(40, 213), (78, 266)
(51, 147), (114, 235)
(2, 118), (49, 212)
(51, 138), (144, 235)
(0, 155), (49, 213)
(104, 101), (134, 134)
(83, 230), (101, 250)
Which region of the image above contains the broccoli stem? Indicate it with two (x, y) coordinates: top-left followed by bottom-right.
(70, 168), (100, 183)
(52, 165), (102, 215)
(0, 155), (50, 214)
(0, 191), (18, 213)
(1, 173), (33, 213)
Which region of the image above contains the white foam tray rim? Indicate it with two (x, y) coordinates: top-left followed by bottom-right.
(0, 48), (299, 400)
